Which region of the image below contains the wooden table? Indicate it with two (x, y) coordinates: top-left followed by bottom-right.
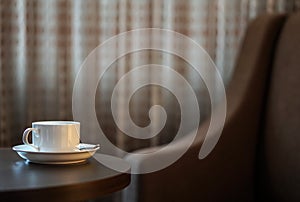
(0, 148), (131, 201)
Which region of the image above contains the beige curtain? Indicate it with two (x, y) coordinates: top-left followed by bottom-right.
(0, 0), (299, 150)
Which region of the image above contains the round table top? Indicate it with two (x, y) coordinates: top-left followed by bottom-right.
(0, 148), (130, 201)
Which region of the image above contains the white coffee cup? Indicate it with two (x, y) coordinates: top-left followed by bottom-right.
(22, 121), (80, 152)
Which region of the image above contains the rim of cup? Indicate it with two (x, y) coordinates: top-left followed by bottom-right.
(32, 121), (80, 125)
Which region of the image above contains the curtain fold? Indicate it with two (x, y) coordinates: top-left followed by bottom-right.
(0, 0), (299, 150)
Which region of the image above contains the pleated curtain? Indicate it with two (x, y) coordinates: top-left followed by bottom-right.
(0, 0), (299, 151)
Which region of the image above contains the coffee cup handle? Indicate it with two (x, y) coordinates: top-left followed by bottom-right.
(22, 128), (39, 150)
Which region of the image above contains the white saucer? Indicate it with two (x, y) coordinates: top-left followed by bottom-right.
(12, 143), (100, 165)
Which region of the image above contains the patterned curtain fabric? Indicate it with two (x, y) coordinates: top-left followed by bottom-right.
(0, 0), (299, 150)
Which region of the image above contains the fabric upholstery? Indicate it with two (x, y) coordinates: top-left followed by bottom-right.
(123, 14), (287, 202)
(259, 12), (300, 202)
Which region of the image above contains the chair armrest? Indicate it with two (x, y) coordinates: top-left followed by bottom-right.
(122, 120), (235, 202)
(124, 129), (199, 174)
(122, 115), (252, 202)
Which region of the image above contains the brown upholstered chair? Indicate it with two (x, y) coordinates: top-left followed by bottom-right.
(122, 12), (300, 202)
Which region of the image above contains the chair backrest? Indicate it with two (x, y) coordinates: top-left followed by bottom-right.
(259, 12), (300, 201)
(122, 14), (287, 202)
